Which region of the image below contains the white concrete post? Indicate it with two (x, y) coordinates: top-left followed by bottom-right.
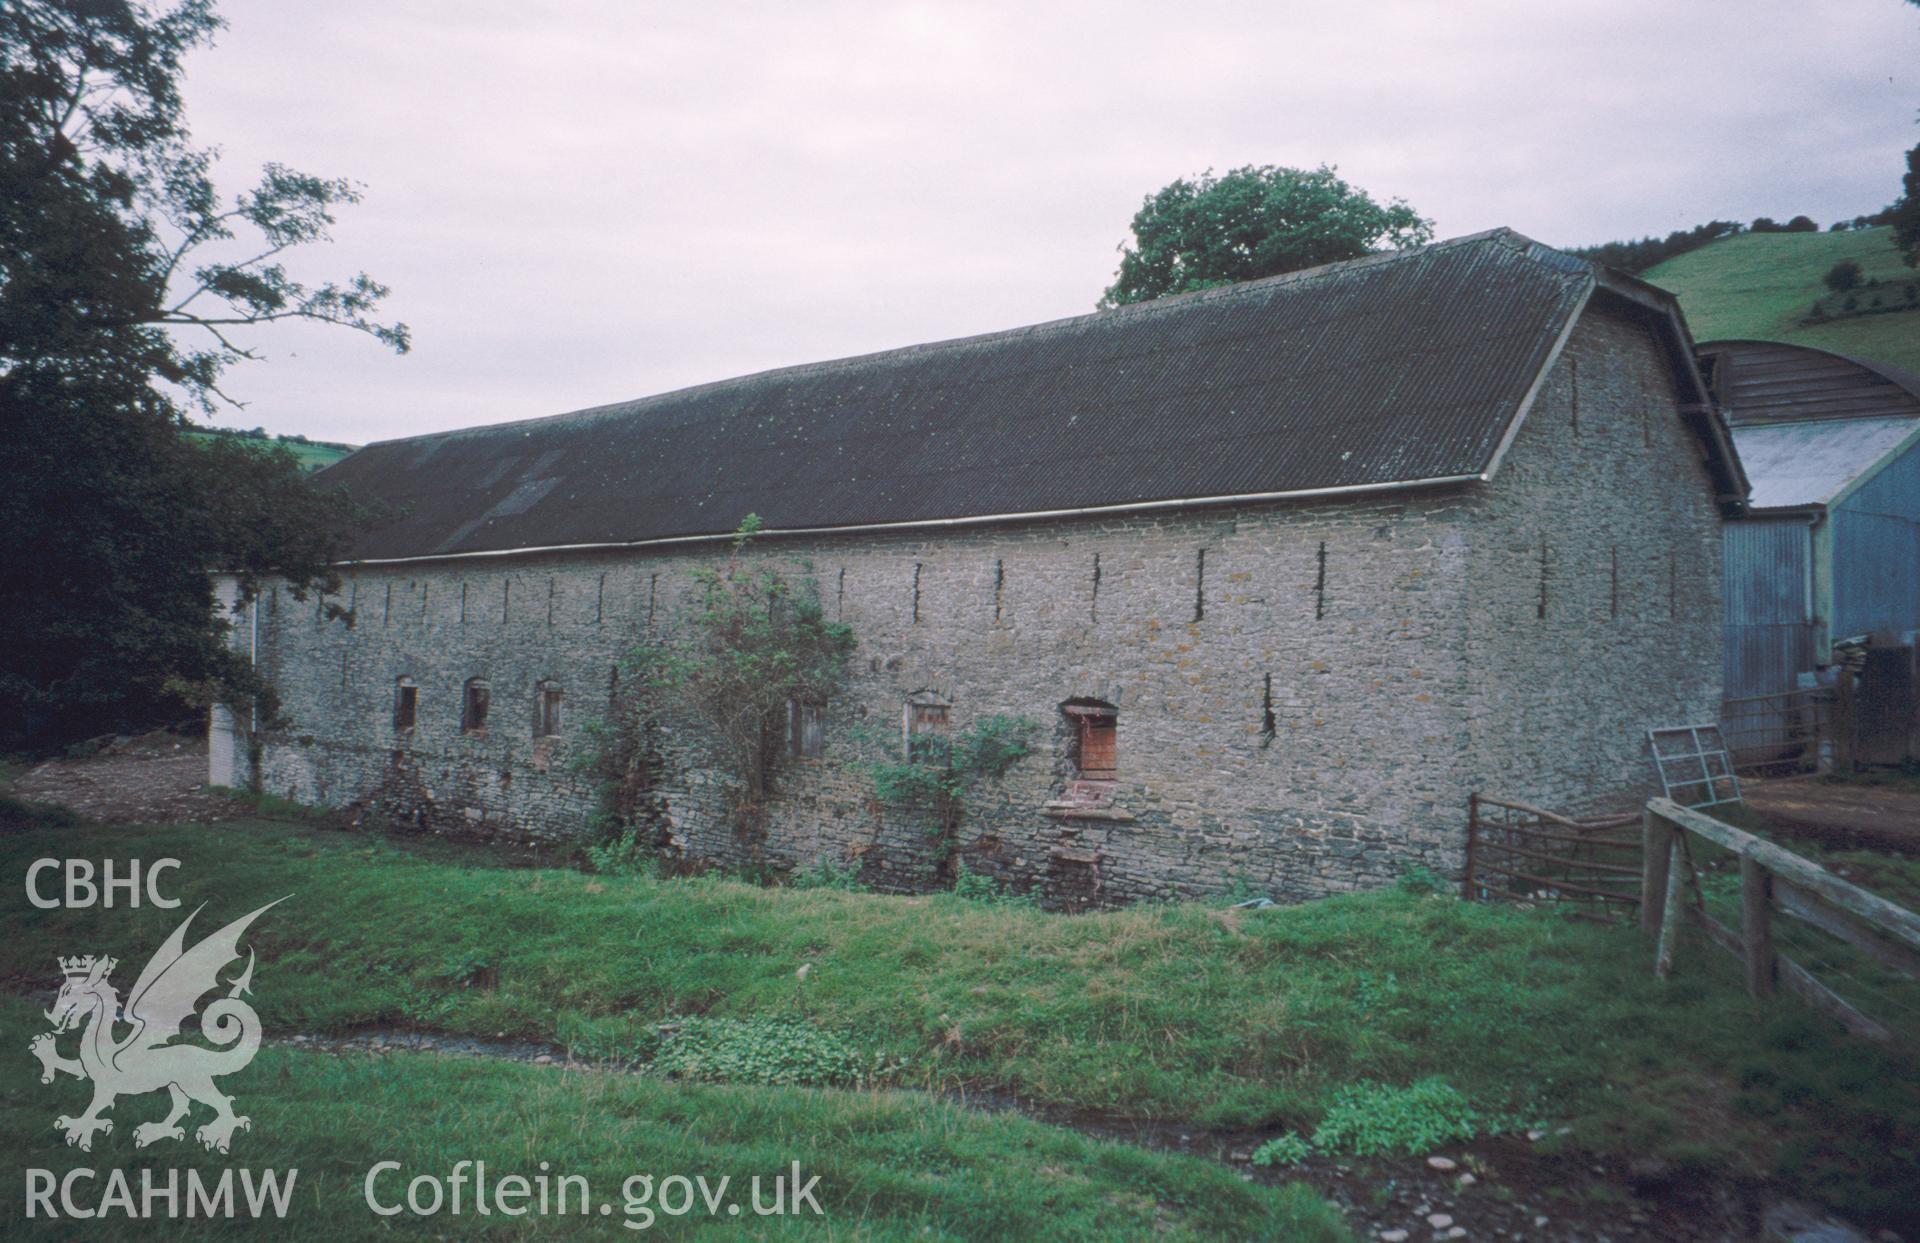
(207, 574), (254, 790)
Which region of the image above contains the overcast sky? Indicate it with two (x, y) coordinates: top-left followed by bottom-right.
(176, 0), (1920, 446)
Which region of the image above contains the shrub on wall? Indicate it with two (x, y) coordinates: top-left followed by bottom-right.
(865, 714), (1038, 884)
(610, 516), (855, 842)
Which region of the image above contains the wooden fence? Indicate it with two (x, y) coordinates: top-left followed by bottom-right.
(1642, 797), (1920, 1043)
(1464, 795), (1642, 923)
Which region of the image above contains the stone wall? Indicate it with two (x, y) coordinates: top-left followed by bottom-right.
(1457, 306), (1725, 810)
(243, 301), (1724, 907)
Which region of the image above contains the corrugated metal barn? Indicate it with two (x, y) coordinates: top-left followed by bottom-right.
(1705, 339), (1920, 765)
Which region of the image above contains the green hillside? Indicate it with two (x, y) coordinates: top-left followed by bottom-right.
(1641, 227), (1920, 372)
(184, 428), (356, 471)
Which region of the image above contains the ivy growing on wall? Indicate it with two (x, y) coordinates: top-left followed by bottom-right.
(598, 516), (856, 848)
(863, 714), (1038, 883)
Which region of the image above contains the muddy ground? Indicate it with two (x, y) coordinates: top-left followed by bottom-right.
(9, 730), (239, 825)
(1741, 776), (1920, 855)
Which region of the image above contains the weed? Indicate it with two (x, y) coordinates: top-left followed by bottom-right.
(792, 854), (869, 892)
(1250, 1132), (1311, 1166)
(583, 824), (659, 878)
(650, 1015), (873, 1087)
(951, 860), (1036, 908)
(1220, 870), (1266, 905)
(1309, 1078), (1481, 1157)
(1395, 865), (1447, 896)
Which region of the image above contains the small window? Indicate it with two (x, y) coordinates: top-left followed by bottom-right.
(462, 679), (490, 734)
(903, 692), (951, 761)
(788, 698), (825, 758)
(393, 677), (417, 731)
(535, 680), (564, 738)
(1063, 701), (1118, 780)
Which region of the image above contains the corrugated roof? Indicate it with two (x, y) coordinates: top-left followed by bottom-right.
(318, 228), (1729, 562)
(1701, 339), (1920, 426)
(1733, 418), (1920, 509)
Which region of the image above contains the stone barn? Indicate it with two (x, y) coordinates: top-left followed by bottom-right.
(212, 229), (1746, 905)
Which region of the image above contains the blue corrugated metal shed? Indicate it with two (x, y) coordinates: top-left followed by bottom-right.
(1722, 518), (1815, 700)
(1707, 339), (1920, 762)
(1831, 433), (1920, 644)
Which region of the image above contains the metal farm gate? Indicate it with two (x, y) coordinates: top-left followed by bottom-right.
(1464, 795), (1643, 922)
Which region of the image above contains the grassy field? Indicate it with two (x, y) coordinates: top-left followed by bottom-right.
(1641, 226), (1920, 372)
(2, 803), (1917, 1232)
(0, 989), (1339, 1241)
(182, 430), (356, 472)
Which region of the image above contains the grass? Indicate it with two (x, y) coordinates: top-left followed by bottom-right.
(3, 809), (1918, 1230)
(182, 430), (355, 472)
(1642, 226), (1920, 372)
(0, 994), (1339, 1241)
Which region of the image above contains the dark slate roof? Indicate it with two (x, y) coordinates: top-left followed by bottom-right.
(1698, 339), (1920, 427)
(319, 228), (1734, 563)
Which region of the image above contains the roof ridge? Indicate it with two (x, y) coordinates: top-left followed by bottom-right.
(341, 227), (1582, 454)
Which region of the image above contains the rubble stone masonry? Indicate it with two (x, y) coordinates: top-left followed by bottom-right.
(228, 304), (1723, 906)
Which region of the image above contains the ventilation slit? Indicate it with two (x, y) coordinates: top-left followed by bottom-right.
(1090, 553), (1101, 623)
(1537, 539), (1549, 620)
(993, 559), (1004, 623)
(1193, 548), (1206, 622)
(912, 562), (922, 624)
(1261, 673), (1277, 740)
(1570, 357), (1581, 436)
(1314, 542), (1328, 620)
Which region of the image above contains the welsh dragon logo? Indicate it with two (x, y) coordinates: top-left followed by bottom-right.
(30, 899), (282, 1154)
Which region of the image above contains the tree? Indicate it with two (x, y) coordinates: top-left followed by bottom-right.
(1824, 260), (1864, 292)
(1893, 142), (1920, 268)
(1099, 165), (1433, 308)
(0, 0), (406, 747)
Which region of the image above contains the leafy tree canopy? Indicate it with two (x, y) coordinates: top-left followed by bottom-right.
(0, 0), (405, 746)
(1893, 142), (1920, 268)
(1099, 164), (1434, 308)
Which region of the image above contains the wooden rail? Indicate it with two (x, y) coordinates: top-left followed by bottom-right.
(1642, 797), (1919, 1043)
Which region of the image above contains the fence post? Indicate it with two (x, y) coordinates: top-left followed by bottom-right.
(1741, 856), (1776, 998)
(1463, 794), (1479, 901)
(1641, 806), (1672, 937)
(1654, 835), (1685, 978)
(1834, 675), (1856, 773)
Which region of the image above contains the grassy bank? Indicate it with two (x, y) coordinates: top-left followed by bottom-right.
(1642, 226), (1920, 371)
(0, 993), (1337, 1241)
(2, 811), (1916, 1229)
